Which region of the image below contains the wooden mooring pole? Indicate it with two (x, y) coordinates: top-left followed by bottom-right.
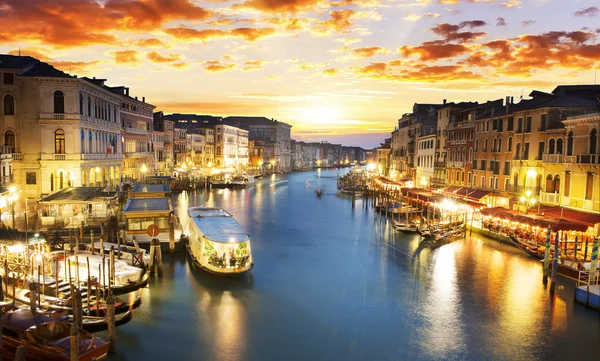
(107, 291), (116, 353)
(13, 345), (26, 361)
(70, 320), (80, 361)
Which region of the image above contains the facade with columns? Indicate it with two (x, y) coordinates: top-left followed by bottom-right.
(0, 55), (124, 206)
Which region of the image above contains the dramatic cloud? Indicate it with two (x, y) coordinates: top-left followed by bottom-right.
(8, 47), (101, 75)
(496, 17), (506, 26)
(114, 50), (140, 64)
(399, 43), (469, 61)
(348, 46), (390, 58)
(0, 0), (213, 46)
(574, 7), (599, 17)
(164, 26), (275, 42)
(136, 38), (168, 47)
(428, 22), (487, 43)
(314, 10), (357, 34)
(147, 51), (181, 63)
(239, 0), (324, 12)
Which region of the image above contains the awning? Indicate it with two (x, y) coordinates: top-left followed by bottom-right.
(514, 214), (589, 232)
(541, 207), (600, 227)
(466, 189), (491, 201)
(445, 186), (460, 193)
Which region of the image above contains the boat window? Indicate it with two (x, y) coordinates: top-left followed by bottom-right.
(127, 217), (170, 231)
(204, 240), (251, 269)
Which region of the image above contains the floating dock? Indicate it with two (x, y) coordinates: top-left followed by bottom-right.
(575, 284), (600, 310)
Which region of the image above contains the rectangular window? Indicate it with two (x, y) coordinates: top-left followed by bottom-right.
(585, 173), (593, 200)
(495, 177), (499, 190)
(3, 72), (14, 85)
(26, 172), (36, 185)
(540, 114), (547, 131)
(516, 143), (521, 159)
(462, 171), (465, 183)
(480, 160), (486, 171)
(537, 142), (544, 160)
(504, 178), (510, 191)
(473, 175), (477, 187)
(468, 172), (472, 185)
(498, 119), (503, 132)
(525, 116), (532, 132)
(507, 117), (514, 131)
(481, 176), (485, 188)
(564, 172), (571, 197)
(504, 161), (510, 176)
(489, 177), (494, 189)
(472, 159), (477, 169)
(517, 118), (523, 133)
(524, 143), (530, 159)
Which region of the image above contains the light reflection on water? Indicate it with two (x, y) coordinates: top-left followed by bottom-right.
(106, 170), (600, 361)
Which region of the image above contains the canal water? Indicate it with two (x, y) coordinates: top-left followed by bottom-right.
(105, 169), (599, 361)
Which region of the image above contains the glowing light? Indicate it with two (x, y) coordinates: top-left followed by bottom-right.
(530, 198), (536, 205)
(520, 196), (526, 203)
(95, 166), (101, 173)
(526, 169), (537, 178)
(366, 163), (376, 171)
(8, 186), (16, 193)
(525, 190), (531, 197)
(141, 164), (148, 173)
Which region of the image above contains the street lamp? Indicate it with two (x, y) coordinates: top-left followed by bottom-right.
(141, 163), (148, 183)
(519, 190), (536, 214)
(8, 185), (18, 230)
(420, 176), (428, 189)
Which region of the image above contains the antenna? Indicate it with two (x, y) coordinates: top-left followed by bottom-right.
(18, 46), (21, 56)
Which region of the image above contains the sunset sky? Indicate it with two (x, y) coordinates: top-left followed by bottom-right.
(1, 0), (599, 148)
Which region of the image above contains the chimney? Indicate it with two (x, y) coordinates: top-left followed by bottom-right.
(443, 99), (447, 105)
(135, 96), (138, 100)
(511, 96), (514, 104)
(125, 88), (129, 96)
(505, 96), (510, 114)
(142, 96), (145, 103)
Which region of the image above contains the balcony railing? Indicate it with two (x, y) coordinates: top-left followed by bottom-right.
(125, 151), (149, 158)
(506, 185), (540, 194)
(540, 191), (560, 205)
(42, 153), (124, 161)
(39, 112), (80, 121)
(448, 161), (465, 168)
(434, 161), (446, 168)
(81, 153), (124, 160)
(125, 128), (148, 135)
(576, 154), (600, 164)
(1, 146), (13, 154)
(12, 153), (23, 160)
(542, 154), (564, 163)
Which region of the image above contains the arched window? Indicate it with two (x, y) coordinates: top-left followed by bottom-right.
(567, 131), (574, 156)
(79, 94), (83, 115)
(50, 173), (54, 192)
(468, 147), (473, 162)
(492, 138), (497, 152)
(497, 138), (502, 152)
(548, 139), (555, 154)
(546, 174), (554, 193)
(4, 130), (15, 152)
(556, 138), (563, 154)
(3, 94), (15, 115)
(475, 139), (479, 152)
(553, 174), (561, 194)
(513, 173), (519, 187)
(484, 139), (488, 152)
(55, 129), (65, 154)
(462, 148), (466, 161)
(59, 171), (64, 189)
(53, 90), (64, 113)
(590, 129), (598, 154)
(507, 136), (513, 152)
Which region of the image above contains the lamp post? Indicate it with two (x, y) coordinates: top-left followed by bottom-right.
(519, 190), (537, 214)
(141, 163), (148, 183)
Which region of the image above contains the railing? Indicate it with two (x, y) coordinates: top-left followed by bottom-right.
(434, 161), (446, 168)
(1, 146), (13, 154)
(506, 185), (540, 194)
(448, 161), (465, 168)
(561, 196), (598, 212)
(81, 153), (124, 160)
(430, 177), (446, 186)
(540, 191), (561, 205)
(125, 128), (148, 135)
(125, 151), (149, 158)
(39, 112), (80, 121)
(12, 153), (22, 160)
(577, 154), (600, 164)
(40, 153), (67, 161)
(542, 154), (564, 163)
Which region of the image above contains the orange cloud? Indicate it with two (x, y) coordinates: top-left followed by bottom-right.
(239, 0), (324, 13)
(399, 43), (468, 61)
(0, 0), (213, 47)
(314, 10), (357, 34)
(136, 38), (168, 47)
(349, 46), (389, 58)
(428, 22), (487, 43)
(114, 50), (140, 64)
(204, 60), (236, 72)
(323, 68), (340, 76)
(147, 51), (181, 63)
(164, 26), (275, 42)
(7, 47), (52, 62)
(243, 60), (266, 71)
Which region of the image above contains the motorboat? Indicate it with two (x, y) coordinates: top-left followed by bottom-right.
(186, 206), (254, 275)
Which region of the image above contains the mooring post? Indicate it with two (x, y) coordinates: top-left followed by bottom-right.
(107, 291), (116, 353)
(542, 227), (551, 285)
(550, 231), (560, 293)
(90, 230), (95, 255)
(70, 320), (80, 361)
(13, 345), (26, 361)
(29, 282), (37, 315)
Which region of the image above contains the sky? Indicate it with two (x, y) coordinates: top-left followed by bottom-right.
(1, 0), (599, 149)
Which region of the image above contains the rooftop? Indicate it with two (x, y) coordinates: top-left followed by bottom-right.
(38, 187), (117, 203)
(123, 197), (172, 213)
(132, 184), (172, 194)
(0, 54), (72, 78)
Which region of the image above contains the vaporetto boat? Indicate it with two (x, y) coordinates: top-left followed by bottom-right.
(186, 206), (254, 275)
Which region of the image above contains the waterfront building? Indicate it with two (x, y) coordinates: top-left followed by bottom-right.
(223, 116), (292, 172)
(415, 132), (436, 188)
(151, 129), (167, 176)
(541, 112), (600, 213)
(214, 124), (249, 172)
(173, 127), (187, 166)
(186, 133), (205, 168)
(375, 138), (391, 176)
(0, 145), (12, 186)
(0, 55), (124, 205)
(111, 87), (155, 182)
(153, 111), (175, 175)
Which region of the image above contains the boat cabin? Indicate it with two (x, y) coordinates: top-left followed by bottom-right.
(131, 184), (172, 198)
(122, 197), (173, 243)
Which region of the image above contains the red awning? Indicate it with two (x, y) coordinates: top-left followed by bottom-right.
(467, 189), (491, 201)
(445, 186), (460, 193)
(540, 207), (600, 227)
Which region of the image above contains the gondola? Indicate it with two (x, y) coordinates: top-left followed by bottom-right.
(509, 235), (544, 259)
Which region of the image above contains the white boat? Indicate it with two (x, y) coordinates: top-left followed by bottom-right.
(229, 175), (255, 189)
(186, 206), (254, 275)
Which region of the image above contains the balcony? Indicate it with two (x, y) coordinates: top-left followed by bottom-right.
(125, 151), (149, 158)
(125, 128), (148, 135)
(542, 154), (566, 163)
(576, 154), (600, 164)
(39, 112), (80, 121)
(81, 153), (124, 160)
(12, 153), (23, 160)
(506, 185), (540, 194)
(540, 191), (560, 205)
(561, 196), (598, 212)
(431, 177), (447, 186)
(434, 161), (446, 168)
(448, 161), (465, 168)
